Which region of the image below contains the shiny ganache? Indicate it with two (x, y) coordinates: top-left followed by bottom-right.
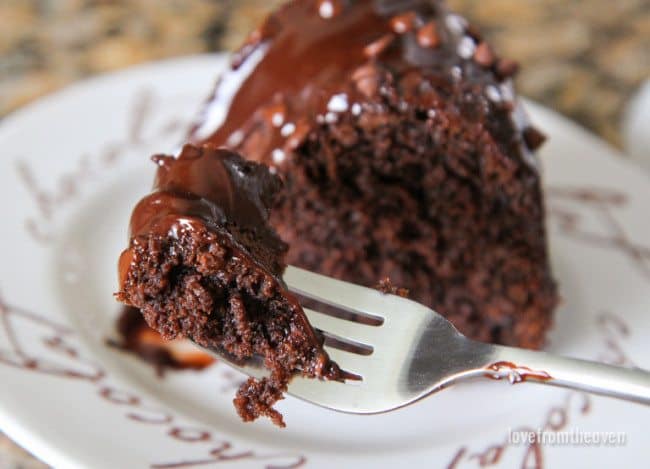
(119, 144), (287, 289)
(190, 0), (529, 165)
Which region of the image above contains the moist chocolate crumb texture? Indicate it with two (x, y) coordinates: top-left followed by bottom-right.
(117, 145), (341, 427)
(117, 0), (559, 426)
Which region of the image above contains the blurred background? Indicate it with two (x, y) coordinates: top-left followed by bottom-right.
(0, 0), (648, 147)
(0, 0), (648, 467)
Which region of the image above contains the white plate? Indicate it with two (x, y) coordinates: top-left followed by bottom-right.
(0, 54), (649, 469)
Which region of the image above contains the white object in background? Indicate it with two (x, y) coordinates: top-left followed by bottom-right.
(623, 80), (650, 172)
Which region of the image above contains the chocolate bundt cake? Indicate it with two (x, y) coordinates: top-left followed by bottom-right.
(190, 0), (558, 348)
(117, 0), (558, 426)
(117, 145), (341, 427)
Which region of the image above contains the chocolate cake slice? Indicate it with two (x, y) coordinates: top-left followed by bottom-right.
(117, 0), (559, 427)
(117, 144), (341, 426)
(190, 0), (558, 349)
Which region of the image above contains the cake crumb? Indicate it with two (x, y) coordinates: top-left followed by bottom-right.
(375, 278), (410, 297)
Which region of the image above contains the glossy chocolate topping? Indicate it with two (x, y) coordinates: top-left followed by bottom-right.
(130, 144), (281, 237)
(190, 0), (527, 165)
(119, 144), (287, 288)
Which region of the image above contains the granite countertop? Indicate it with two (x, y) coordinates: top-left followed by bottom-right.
(0, 0), (648, 466)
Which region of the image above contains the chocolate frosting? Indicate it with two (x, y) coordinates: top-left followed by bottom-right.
(129, 144), (281, 237)
(190, 0), (528, 165)
(119, 144), (287, 288)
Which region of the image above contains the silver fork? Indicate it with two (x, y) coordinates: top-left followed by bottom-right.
(209, 266), (650, 413)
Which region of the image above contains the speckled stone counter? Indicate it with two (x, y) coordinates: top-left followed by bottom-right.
(0, 0), (648, 466)
(1, 0), (648, 146)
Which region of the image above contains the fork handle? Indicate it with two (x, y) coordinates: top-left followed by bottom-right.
(483, 344), (650, 405)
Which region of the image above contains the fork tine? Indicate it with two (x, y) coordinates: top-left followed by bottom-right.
(323, 348), (372, 377)
(284, 266), (384, 319)
(286, 375), (373, 413)
(284, 266), (432, 325)
(303, 307), (381, 346)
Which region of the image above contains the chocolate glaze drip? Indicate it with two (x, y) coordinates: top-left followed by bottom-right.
(119, 144), (288, 289)
(190, 0), (529, 164)
(109, 306), (215, 376)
